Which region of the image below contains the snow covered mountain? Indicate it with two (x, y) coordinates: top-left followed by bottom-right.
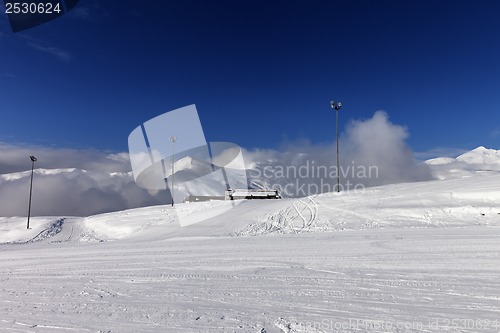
(456, 146), (500, 165)
(426, 146), (500, 179)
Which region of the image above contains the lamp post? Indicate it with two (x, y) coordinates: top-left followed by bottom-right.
(330, 101), (342, 192)
(27, 155), (37, 229)
(169, 136), (177, 206)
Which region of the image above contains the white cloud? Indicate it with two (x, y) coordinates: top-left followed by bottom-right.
(244, 111), (433, 196)
(341, 111), (433, 186)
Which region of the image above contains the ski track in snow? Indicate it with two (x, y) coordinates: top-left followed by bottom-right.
(0, 228), (499, 332)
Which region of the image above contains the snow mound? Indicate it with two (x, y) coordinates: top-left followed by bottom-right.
(0, 216), (104, 244)
(0, 217), (69, 243)
(83, 205), (179, 241)
(0, 217), (57, 243)
(237, 174), (500, 236)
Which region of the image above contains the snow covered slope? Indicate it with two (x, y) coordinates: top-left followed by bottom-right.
(1, 149), (500, 332)
(2, 171), (499, 244)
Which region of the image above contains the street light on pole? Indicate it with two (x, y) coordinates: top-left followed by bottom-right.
(27, 155), (37, 229)
(330, 101), (342, 192)
(169, 136), (177, 206)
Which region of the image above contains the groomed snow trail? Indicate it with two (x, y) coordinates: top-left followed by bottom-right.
(0, 227), (499, 332)
(1, 173), (500, 332)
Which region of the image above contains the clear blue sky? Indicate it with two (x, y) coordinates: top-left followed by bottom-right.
(1, 0), (499, 155)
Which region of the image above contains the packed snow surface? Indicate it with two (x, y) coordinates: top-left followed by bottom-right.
(1, 149), (500, 332)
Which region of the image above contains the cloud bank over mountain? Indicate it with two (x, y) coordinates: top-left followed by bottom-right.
(2, 112), (489, 216)
(0, 144), (167, 216)
(0, 143), (131, 174)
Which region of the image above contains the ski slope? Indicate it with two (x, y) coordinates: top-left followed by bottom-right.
(3, 172), (498, 243)
(0, 148), (500, 332)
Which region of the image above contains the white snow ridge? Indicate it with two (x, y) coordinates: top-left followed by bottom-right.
(0, 147), (499, 332)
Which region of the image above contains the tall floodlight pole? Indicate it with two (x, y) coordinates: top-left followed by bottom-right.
(27, 155), (37, 229)
(169, 136), (177, 206)
(330, 101), (342, 192)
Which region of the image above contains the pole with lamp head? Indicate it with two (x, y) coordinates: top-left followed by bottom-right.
(27, 155), (37, 229)
(330, 101), (342, 192)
